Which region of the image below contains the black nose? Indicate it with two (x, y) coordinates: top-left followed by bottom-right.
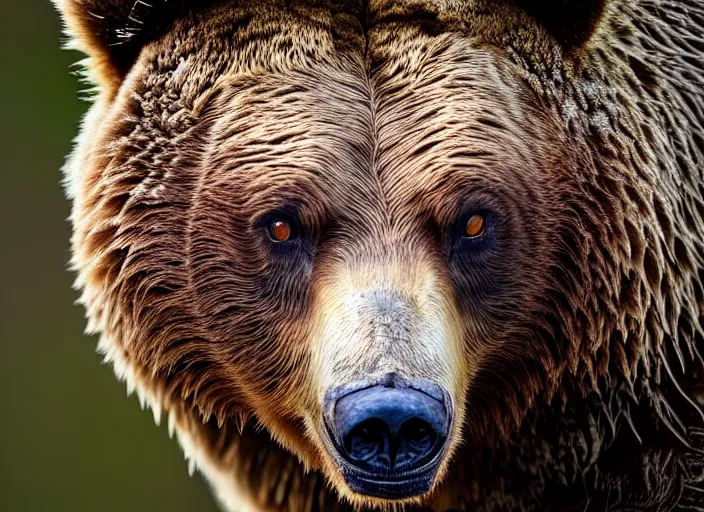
(332, 385), (448, 473)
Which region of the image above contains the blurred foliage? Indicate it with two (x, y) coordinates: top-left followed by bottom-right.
(0, 2), (217, 510)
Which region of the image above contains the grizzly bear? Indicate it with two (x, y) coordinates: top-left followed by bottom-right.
(54, 0), (704, 510)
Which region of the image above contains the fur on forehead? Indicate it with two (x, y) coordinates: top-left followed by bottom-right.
(53, 0), (608, 94)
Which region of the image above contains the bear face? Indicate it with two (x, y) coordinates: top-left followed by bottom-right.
(187, 43), (575, 501)
(55, 0), (704, 510)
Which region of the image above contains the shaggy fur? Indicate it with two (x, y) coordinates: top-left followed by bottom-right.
(54, 0), (704, 510)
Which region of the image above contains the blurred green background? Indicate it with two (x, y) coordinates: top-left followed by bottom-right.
(0, 3), (218, 511)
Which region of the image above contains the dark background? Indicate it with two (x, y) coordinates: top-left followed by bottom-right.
(1, 3), (218, 511)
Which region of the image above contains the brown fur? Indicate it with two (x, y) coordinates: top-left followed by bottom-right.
(54, 0), (704, 510)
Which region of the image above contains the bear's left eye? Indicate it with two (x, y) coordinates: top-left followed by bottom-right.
(464, 214), (486, 238)
(449, 209), (496, 260)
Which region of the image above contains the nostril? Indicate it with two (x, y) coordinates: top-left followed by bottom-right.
(395, 418), (439, 470)
(330, 382), (449, 476)
(345, 418), (390, 467)
(402, 418), (437, 453)
(325, 380), (451, 498)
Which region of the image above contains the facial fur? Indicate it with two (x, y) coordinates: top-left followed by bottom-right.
(55, 0), (704, 510)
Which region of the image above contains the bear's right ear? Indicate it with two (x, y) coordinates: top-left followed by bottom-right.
(53, 0), (201, 92)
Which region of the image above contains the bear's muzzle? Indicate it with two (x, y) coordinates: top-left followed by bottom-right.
(322, 374), (453, 499)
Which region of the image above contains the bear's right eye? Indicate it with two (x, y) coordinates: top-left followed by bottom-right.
(268, 219), (294, 242)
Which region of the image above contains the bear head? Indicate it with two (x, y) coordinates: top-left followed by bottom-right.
(54, 0), (704, 510)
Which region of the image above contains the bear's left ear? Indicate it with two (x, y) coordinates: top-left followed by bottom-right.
(53, 0), (202, 92)
(514, 0), (607, 49)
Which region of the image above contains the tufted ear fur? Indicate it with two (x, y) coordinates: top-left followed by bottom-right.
(514, 0), (607, 48)
(53, 0), (212, 91)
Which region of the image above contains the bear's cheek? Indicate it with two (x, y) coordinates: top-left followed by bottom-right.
(184, 210), (318, 415)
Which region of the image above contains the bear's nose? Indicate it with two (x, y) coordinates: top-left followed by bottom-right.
(332, 385), (448, 474)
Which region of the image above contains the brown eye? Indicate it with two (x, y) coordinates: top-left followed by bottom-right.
(269, 220), (292, 242)
(465, 214), (486, 238)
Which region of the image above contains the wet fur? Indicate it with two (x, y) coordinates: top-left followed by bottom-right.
(54, 0), (704, 510)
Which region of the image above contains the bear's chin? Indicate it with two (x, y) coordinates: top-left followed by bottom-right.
(335, 459), (440, 500)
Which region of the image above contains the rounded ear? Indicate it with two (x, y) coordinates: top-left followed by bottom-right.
(515, 0), (607, 48)
(53, 0), (206, 91)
